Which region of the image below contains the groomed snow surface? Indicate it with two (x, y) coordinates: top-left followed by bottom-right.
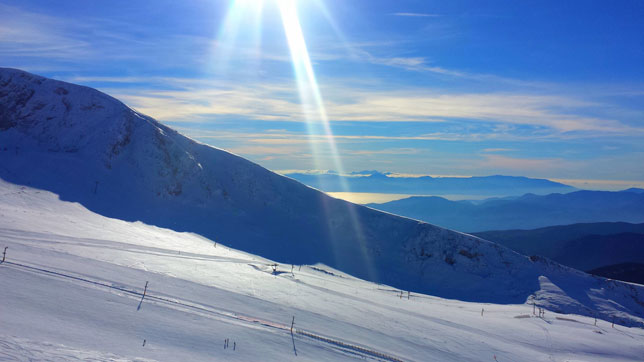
(1, 180), (643, 361)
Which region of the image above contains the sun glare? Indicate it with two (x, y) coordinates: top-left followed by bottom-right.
(218, 0), (377, 280)
(216, 0), (376, 280)
(217, 0), (350, 188)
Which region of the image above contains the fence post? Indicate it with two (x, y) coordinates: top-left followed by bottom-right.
(290, 316), (295, 334)
(137, 281), (149, 311)
(2, 247), (6, 263)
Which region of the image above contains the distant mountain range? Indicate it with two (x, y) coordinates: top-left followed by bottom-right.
(621, 187), (644, 194)
(368, 190), (644, 232)
(588, 263), (644, 285)
(474, 222), (644, 272)
(285, 171), (575, 197)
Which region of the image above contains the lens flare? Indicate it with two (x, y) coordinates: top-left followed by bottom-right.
(277, 0), (375, 281)
(278, 0), (344, 175)
(216, 0), (377, 282)
(213, 0), (264, 74)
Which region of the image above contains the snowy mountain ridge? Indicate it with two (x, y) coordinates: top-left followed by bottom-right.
(1, 67), (644, 328)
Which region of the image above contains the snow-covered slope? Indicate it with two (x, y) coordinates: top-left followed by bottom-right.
(1, 180), (644, 361)
(1, 67), (644, 328)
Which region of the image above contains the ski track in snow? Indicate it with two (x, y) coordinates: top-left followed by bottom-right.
(0, 334), (157, 362)
(1, 259), (405, 362)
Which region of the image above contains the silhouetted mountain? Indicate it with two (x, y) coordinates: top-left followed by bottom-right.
(621, 187), (644, 194)
(286, 171), (575, 197)
(474, 222), (644, 258)
(368, 192), (644, 232)
(556, 233), (644, 271)
(475, 224), (644, 278)
(589, 263), (644, 285)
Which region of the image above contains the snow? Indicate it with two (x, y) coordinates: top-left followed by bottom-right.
(1, 180), (644, 361)
(2, 67), (644, 360)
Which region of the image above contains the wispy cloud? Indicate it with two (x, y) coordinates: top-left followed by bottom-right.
(390, 13), (440, 17)
(551, 178), (644, 191)
(174, 128), (514, 146)
(325, 90), (643, 135)
(227, 145), (306, 156)
(348, 49), (466, 77)
(480, 155), (572, 172)
(482, 148), (515, 153)
(0, 4), (92, 59)
(104, 76), (644, 138)
(349, 148), (421, 156)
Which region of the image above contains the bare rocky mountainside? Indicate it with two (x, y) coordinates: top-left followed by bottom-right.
(2, 67), (644, 326)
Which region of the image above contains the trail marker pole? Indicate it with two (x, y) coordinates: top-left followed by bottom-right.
(2, 247), (6, 263)
(290, 316), (295, 334)
(137, 281), (149, 311)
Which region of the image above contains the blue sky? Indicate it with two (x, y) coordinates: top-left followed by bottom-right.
(2, 0), (644, 189)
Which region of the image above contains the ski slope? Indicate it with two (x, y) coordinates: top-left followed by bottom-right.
(1, 180), (644, 361)
(2, 67), (644, 328)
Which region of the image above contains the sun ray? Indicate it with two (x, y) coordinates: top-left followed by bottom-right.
(214, 0), (377, 281)
(212, 0), (265, 75)
(277, 0), (376, 282)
